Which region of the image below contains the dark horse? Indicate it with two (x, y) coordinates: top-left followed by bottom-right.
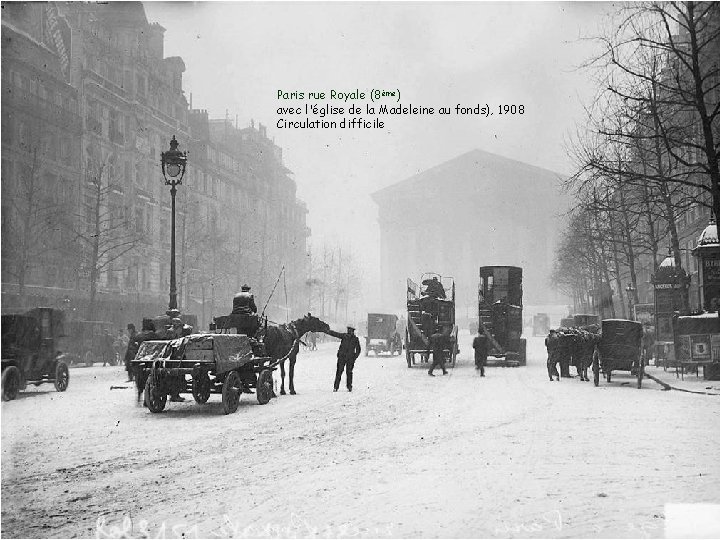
(261, 313), (330, 395)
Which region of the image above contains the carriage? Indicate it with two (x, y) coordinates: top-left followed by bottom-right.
(365, 313), (403, 356)
(593, 319), (644, 388)
(405, 273), (459, 368)
(132, 313), (330, 412)
(132, 332), (277, 414)
(1, 307), (70, 401)
(478, 266), (526, 367)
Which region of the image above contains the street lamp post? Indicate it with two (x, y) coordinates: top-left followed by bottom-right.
(160, 136), (187, 314)
(626, 283), (636, 320)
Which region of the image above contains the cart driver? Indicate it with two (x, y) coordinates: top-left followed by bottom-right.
(232, 285), (257, 315)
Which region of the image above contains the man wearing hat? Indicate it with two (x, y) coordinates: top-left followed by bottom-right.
(326, 326), (362, 392)
(232, 285), (257, 315)
(229, 285), (258, 336)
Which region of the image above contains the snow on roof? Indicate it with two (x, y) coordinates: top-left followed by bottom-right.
(659, 255), (676, 267)
(678, 312), (720, 319)
(697, 220), (719, 246)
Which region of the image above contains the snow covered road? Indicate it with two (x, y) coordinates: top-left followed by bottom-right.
(2, 333), (719, 538)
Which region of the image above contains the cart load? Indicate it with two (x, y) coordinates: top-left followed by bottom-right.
(132, 333), (276, 414)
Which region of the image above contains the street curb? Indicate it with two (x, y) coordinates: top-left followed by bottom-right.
(644, 371), (720, 396)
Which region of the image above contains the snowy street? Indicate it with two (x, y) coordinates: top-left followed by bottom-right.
(2, 332), (719, 538)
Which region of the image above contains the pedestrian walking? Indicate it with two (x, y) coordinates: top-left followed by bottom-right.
(545, 329), (560, 381)
(326, 326), (362, 392)
(472, 331), (488, 376)
(427, 327), (450, 376)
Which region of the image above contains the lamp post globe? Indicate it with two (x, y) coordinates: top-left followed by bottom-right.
(160, 135), (188, 314)
(626, 283), (636, 320)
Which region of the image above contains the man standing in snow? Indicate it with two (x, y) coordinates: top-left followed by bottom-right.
(545, 329), (560, 381)
(327, 326), (362, 392)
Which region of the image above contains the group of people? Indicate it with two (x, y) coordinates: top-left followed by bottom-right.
(544, 326), (599, 382)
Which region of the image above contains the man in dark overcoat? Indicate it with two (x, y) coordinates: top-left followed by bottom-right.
(232, 284), (257, 314)
(427, 327), (450, 376)
(473, 332), (488, 376)
(545, 329), (560, 381)
(327, 326), (362, 392)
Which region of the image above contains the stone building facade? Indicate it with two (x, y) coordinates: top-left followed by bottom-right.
(371, 149), (568, 316)
(1, 2), (310, 328)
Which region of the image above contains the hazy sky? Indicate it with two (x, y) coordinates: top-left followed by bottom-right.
(143, 0), (614, 294)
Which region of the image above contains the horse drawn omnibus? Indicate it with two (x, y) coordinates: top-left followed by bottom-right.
(405, 273), (459, 368)
(478, 266), (526, 366)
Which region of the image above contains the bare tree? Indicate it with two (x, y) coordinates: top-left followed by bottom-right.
(1, 129), (70, 306)
(66, 148), (142, 321)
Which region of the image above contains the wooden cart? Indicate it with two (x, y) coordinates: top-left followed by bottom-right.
(132, 334), (277, 414)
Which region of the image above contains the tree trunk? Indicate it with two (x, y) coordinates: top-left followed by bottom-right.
(87, 172), (103, 321)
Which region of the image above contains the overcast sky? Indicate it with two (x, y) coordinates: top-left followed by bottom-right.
(143, 0), (614, 298)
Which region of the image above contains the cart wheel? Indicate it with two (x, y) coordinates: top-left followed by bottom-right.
(144, 372), (167, 413)
(2, 366), (20, 401)
(257, 369), (273, 405)
(637, 360), (644, 389)
(222, 371), (241, 414)
(192, 371), (211, 404)
(54, 361), (69, 392)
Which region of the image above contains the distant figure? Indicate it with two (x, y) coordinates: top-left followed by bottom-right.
(422, 276), (446, 299)
(473, 332), (488, 376)
(232, 285), (257, 315)
(101, 329), (114, 367)
(427, 327), (450, 376)
(327, 326), (362, 392)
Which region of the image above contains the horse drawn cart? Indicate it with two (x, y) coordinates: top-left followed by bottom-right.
(132, 333), (277, 414)
(593, 319), (644, 388)
(405, 273), (458, 368)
